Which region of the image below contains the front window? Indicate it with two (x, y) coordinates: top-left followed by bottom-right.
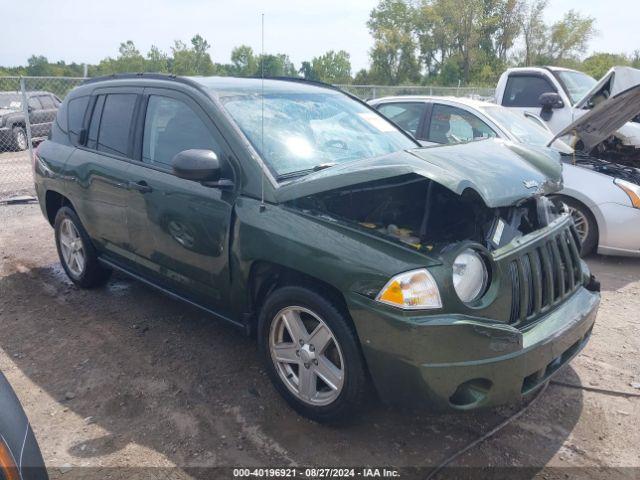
(0, 94), (21, 110)
(427, 104), (496, 144)
(218, 89), (416, 179)
(554, 70), (597, 105)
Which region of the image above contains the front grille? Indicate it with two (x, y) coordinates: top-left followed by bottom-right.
(508, 224), (583, 325)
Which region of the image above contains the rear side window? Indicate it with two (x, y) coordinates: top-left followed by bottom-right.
(67, 96), (90, 144)
(94, 94), (137, 157)
(376, 102), (426, 137)
(39, 95), (55, 109)
(142, 95), (218, 168)
(502, 75), (556, 107)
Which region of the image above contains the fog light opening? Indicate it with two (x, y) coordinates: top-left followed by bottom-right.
(449, 378), (493, 409)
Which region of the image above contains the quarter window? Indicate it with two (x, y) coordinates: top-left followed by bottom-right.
(95, 94), (137, 156)
(86, 95), (105, 150)
(67, 96), (90, 145)
(427, 104), (496, 144)
(502, 76), (556, 107)
(376, 102), (426, 137)
(142, 95), (217, 169)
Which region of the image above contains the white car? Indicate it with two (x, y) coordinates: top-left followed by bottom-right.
(495, 66), (640, 168)
(368, 95), (640, 257)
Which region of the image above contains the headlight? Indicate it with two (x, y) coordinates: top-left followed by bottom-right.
(376, 269), (442, 310)
(614, 178), (640, 209)
(453, 249), (488, 303)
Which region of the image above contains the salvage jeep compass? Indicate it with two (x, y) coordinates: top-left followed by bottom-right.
(34, 74), (600, 422)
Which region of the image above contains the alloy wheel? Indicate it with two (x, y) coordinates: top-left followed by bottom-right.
(269, 306), (345, 406)
(568, 206), (589, 244)
(16, 129), (27, 150)
(59, 218), (86, 277)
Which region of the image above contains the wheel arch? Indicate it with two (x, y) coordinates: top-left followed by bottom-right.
(247, 260), (352, 336)
(44, 190), (74, 226)
(552, 193), (601, 246)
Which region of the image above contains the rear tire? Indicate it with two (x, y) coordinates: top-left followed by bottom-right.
(12, 126), (28, 151)
(258, 286), (367, 423)
(54, 207), (111, 288)
(561, 197), (598, 256)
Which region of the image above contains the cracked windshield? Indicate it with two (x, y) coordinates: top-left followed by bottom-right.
(219, 90), (416, 178)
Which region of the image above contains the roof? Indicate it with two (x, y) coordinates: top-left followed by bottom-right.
(369, 95), (496, 109)
(80, 73), (340, 96)
(190, 76), (341, 96)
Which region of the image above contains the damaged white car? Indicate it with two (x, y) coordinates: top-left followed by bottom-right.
(495, 66), (640, 168)
(369, 93), (640, 257)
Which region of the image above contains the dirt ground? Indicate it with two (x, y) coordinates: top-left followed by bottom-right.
(1, 202), (639, 479)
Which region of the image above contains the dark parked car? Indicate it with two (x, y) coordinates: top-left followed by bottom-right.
(0, 372), (48, 480)
(34, 74), (600, 422)
(0, 91), (60, 151)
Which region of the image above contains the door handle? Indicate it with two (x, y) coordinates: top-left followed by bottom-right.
(129, 181), (153, 193)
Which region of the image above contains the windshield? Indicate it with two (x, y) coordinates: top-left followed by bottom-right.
(555, 70), (597, 104)
(219, 90), (416, 178)
(0, 93), (22, 110)
(481, 105), (554, 146)
(481, 105), (573, 153)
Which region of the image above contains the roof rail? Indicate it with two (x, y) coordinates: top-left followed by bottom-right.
(81, 72), (198, 87)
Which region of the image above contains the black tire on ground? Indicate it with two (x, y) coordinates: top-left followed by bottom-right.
(562, 197), (598, 256)
(12, 126), (28, 151)
(258, 286), (368, 423)
(54, 206), (111, 288)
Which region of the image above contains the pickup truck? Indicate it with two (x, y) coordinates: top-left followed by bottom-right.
(495, 66), (640, 168)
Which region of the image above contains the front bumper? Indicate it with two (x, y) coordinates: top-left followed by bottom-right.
(348, 285), (600, 411)
(596, 202), (640, 257)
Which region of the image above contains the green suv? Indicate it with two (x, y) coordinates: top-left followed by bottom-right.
(34, 74), (600, 422)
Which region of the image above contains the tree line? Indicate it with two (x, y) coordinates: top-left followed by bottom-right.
(1, 0), (638, 86)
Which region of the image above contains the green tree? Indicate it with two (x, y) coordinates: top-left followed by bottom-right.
(230, 45), (257, 76)
(519, 0), (547, 66)
(368, 0), (421, 85)
(26, 55), (52, 76)
(582, 52), (630, 79)
(170, 35), (215, 75)
(307, 50), (352, 83)
(146, 45), (169, 72)
(545, 10), (597, 63)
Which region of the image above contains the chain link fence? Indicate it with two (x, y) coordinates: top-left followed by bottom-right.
(0, 76), (85, 201)
(336, 84), (496, 101)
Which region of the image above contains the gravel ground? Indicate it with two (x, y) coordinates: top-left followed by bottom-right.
(1, 203), (639, 479)
(0, 150), (35, 199)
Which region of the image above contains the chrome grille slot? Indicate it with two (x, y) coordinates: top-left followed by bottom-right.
(508, 225), (583, 326)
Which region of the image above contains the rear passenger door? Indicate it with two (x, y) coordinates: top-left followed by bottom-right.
(64, 88), (142, 259)
(125, 88), (237, 312)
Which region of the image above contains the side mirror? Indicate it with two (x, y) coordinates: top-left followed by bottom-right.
(538, 92), (564, 111)
(172, 149), (221, 181)
(172, 149), (233, 189)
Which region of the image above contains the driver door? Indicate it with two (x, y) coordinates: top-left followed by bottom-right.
(125, 88), (237, 312)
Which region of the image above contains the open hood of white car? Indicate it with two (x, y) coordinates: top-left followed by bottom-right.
(548, 67), (640, 151)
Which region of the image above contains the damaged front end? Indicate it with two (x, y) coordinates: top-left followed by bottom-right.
(285, 173), (565, 257)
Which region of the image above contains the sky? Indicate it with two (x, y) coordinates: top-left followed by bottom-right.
(1, 0), (638, 72)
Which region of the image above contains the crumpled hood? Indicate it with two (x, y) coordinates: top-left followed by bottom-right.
(550, 66), (640, 151)
(275, 138), (563, 208)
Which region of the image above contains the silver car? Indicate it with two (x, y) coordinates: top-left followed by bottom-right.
(369, 95), (640, 257)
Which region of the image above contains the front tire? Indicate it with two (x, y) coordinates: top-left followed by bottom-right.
(258, 286), (367, 423)
(561, 197), (598, 256)
(54, 207), (111, 288)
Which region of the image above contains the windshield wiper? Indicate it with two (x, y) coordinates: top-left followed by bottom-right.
(276, 163), (337, 181)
